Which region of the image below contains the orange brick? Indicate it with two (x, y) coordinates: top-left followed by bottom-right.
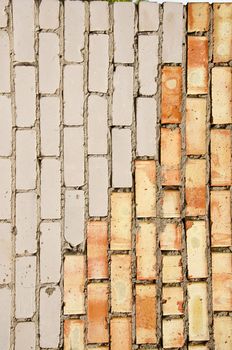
(162, 255), (183, 283)
(161, 66), (182, 124)
(187, 36), (208, 94)
(110, 192), (132, 250)
(87, 221), (108, 279)
(213, 4), (232, 62)
(211, 191), (231, 247)
(161, 128), (181, 185)
(64, 255), (85, 315)
(211, 129), (231, 186)
(214, 316), (232, 350)
(64, 319), (84, 350)
(110, 317), (132, 350)
(87, 283), (109, 343)
(136, 284), (156, 344)
(161, 190), (181, 218)
(136, 221), (156, 281)
(162, 318), (184, 348)
(111, 254), (132, 313)
(162, 286), (184, 315)
(186, 98), (207, 155)
(186, 159), (206, 216)
(188, 3), (209, 32)
(135, 160), (156, 218)
(160, 222), (182, 251)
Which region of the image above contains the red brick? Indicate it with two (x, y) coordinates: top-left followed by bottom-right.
(211, 191), (231, 247)
(110, 317), (132, 350)
(162, 286), (184, 315)
(160, 222), (182, 251)
(64, 319), (84, 350)
(162, 318), (184, 348)
(161, 190), (181, 218)
(188, 3), (209, 32)
(213, 4), (232, 62)
(162, 255), (183, 283)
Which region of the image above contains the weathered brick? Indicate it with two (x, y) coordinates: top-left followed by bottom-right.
(211, 129), (231, 186)
(162, 286), (184, 315)
(90, 1), (109, 31)
(0, 0), (8, 27)
(64, 255), (85, 315)
(113, 2), (134, 63)
(138, 1), (159, 31)
(0, 223), (11, 284)
(160, 222), (182, 251)
(112, 66), (133, 126)
(162, 318), (184, 348)
(210, 190), (231, 247)
(64, 319), (84, 350)
(162, 255), (183, 283)
(87, 221), (108, 279)
(39, 0), (59, 29)
(0, 159), (11, 219)
(87, 283), (109, 343)
(0, 287), (11, 350)
(111, 254), (132, 313)
(136, 221), (156, 281)
(188, 3), (210, 32)
(185, 159), (206, 216)
(161, 66), (182, 124)
(110, 192), (132, 251)
(135, 160), (156, 218)
(136, 97), (157, 157)
(136, 284), (156, 344)
(188, 346), (208, 350)
(161, 127), (181, 185)
(0, 96), (12, 156)
(214, 316), (232, 350)
(15, 322), (35, 350)
(186, 98), (207, 155)
(111, 317), (132, 350)
(213, 4), (232, 62)
(161, 190), (181, 218)
(0, 31), (10, 92)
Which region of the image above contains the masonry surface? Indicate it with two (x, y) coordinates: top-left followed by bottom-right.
(0, 0), (231, 349)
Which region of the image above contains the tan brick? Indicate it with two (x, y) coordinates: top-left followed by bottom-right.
(188, 346), (208, 350)
(64, 255), (85, 315)
(15, 322), (35, 350)
(111, 254), (132, 313)
(0, 31), (10, 92)
(0, 159), (11, 219)
(0, 0), (8, 27)
(0, 287), (11, 350)
(64, 319), (84, 350)
(188, 282), (209, 341)
(211, 129), (231, 186)
(160, 222), (182, 251)
(161, 66), (182, 124)
(186, 159), (206, 216)
(213, 4), (232, 62)
(111, 317), (132, 350)
(214, 316), (232, 350)
(186, 98), (207, 155)
(0, 96), (11, 156)
(212, 67), (232, 124)
(162, 318), (184, 348)
(87, 283), (109, 343)
(135, 160), (156, 218)
(90, 1), (109, 31)
(187, 36), (208, 94)
(188, 3), (209, 32)
(162, 255), (183, 283)
(110, 192), (132, 251)
(39, 0), (59, 29)
(136, 284), (156, 344)
(0, 223), (11, 284)
(161, 128), (181, 186)
(87, 221), (108, 280)
(161, 190), (181, 218)
(162, 286), (184, 315)
(186, 221), (208, 279)
(211, 191), (231, 247)
(139, 1), (159, 31)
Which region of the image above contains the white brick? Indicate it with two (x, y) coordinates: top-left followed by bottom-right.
(89, 156), (108, 217)
(136, 97), (157, 157)
(15, 256), (36, 319)
(0, 31), (10, 92)
(0, 95), (11, 156)
(139, 2), (159, 31)
(64, 0), (85, 62)
(0, 0), (8, 27)
(41, 159), (61, 219)
(39, 0), (59, 29)
(0, 223), (11, 284)
(40, 286), (61, 348)
(39, 33), (59, 93)
(64, 189), (84, 247)
(0, 287), (11, 350)
(15, 322), (35, 350)
(112, 66), (133, 126)
(90, 1), (109, 31)
(40, 222), (61, 283)
(64, 64), (84, 125)
(0, 159), (11, 219)
(64, 127), (84, 187)
(16, 192), (37, 255)
(40, 97), (60, 156)
(112, 128), (132, 188)
(16, 130), (36, 190)
(88, 95), (108, 155)
(12, 0), (34, 62)
(15, 66), (36, 127)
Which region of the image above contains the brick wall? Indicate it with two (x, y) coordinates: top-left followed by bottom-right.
(0, 1), (231, 349)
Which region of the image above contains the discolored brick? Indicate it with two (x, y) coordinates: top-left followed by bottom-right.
(64, 319), (84, 350)
(162, 318), (184, 348)
(162, 286), (184, 315)
(162, 255), (183, 283)
(188, 3), (210, 32)
(160, 222), (182, 251)
(214, 316), (232, 350)
(161, 190), (181, 218)
(111, 317), (132, 350)
(213, 4), (232, 62)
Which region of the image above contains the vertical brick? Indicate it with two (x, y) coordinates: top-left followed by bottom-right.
(0, 0), (8, 27)
(0, 223), (11, 284)
(162, 286), (184, 315)
(136, 97), (157, 157)
(15, 322), (35, 350)
(64, 255), (85, 315)
(111, 254), (132, 313)
(87, 221), (108, 279)
(136, 284), (156, 344)
(162, 255), (183, 283)
(0, 287), (11, 350)
(161, 66), (182, 124)
(138, 2), (159, 31)
(160, 222), (182, 251)
(90, 1), (109, 31)
(112, 66), (133, 126)
(111, 317), (132, 350)
(211, 129), (231, 186)
(135, 160), (156, 218)
(136, 222), (156, 281)
(0, 96), (12, 156)
(39, 0), (59, 29)
(186, 159), (206, 216)
(213, 4), (232, 62)
(87, 283), (109, 343)
(0, 159), (11, 219)
(162, 319), (184, 348)
(64, 319), (84, 350)
(162, 190), (181, 218)
(187, 36), (208, 94)
(188, 3), (210, 32)
(89, 157), (108, 217)
(0, 31), (10, 92)
(214, 316), (232, 350)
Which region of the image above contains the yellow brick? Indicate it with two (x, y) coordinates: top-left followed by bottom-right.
(214, 316), (232, 350)
(213, 4), (232, 62)
(163, 318), (184, 348)
(162, 255), (183, 283)
(162, 190), (181, 218)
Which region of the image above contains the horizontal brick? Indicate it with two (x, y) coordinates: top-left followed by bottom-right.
(161, 66), (182, 124)
(0, 0), (8, 27)
(160, 222), (182, 251)
(211, 129), (231, 186)
(0, 223), (11, 284)
(185, 159), (206, 216)
(136, 221), (156, 281)
(136, 284), (156, 344)
(162, 318), (184, 348)
(0, 287), (11, 350)
(111, 317), (132, 350)
(0, 159), (11, 219)
(64, 319), (84, 350)
(0, 96), (12, 156)
(213, 4), (232, 62)
(188, 3), (209, 32)
(0, 31), (10, 92)
(162, 255), (183, 283)
(139, 1), (159, 31)
(15, 322), (35, 350)
(162, 286), (184, 315)
(135, 160), (156, 218)
(64, 255), (85, 315)
(161, 190), (181, 218)
(214, 316), (232, 350)
(90, 1), (109, 31)
(39, 0), (59, 29)
(188, 346), (208, 350)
